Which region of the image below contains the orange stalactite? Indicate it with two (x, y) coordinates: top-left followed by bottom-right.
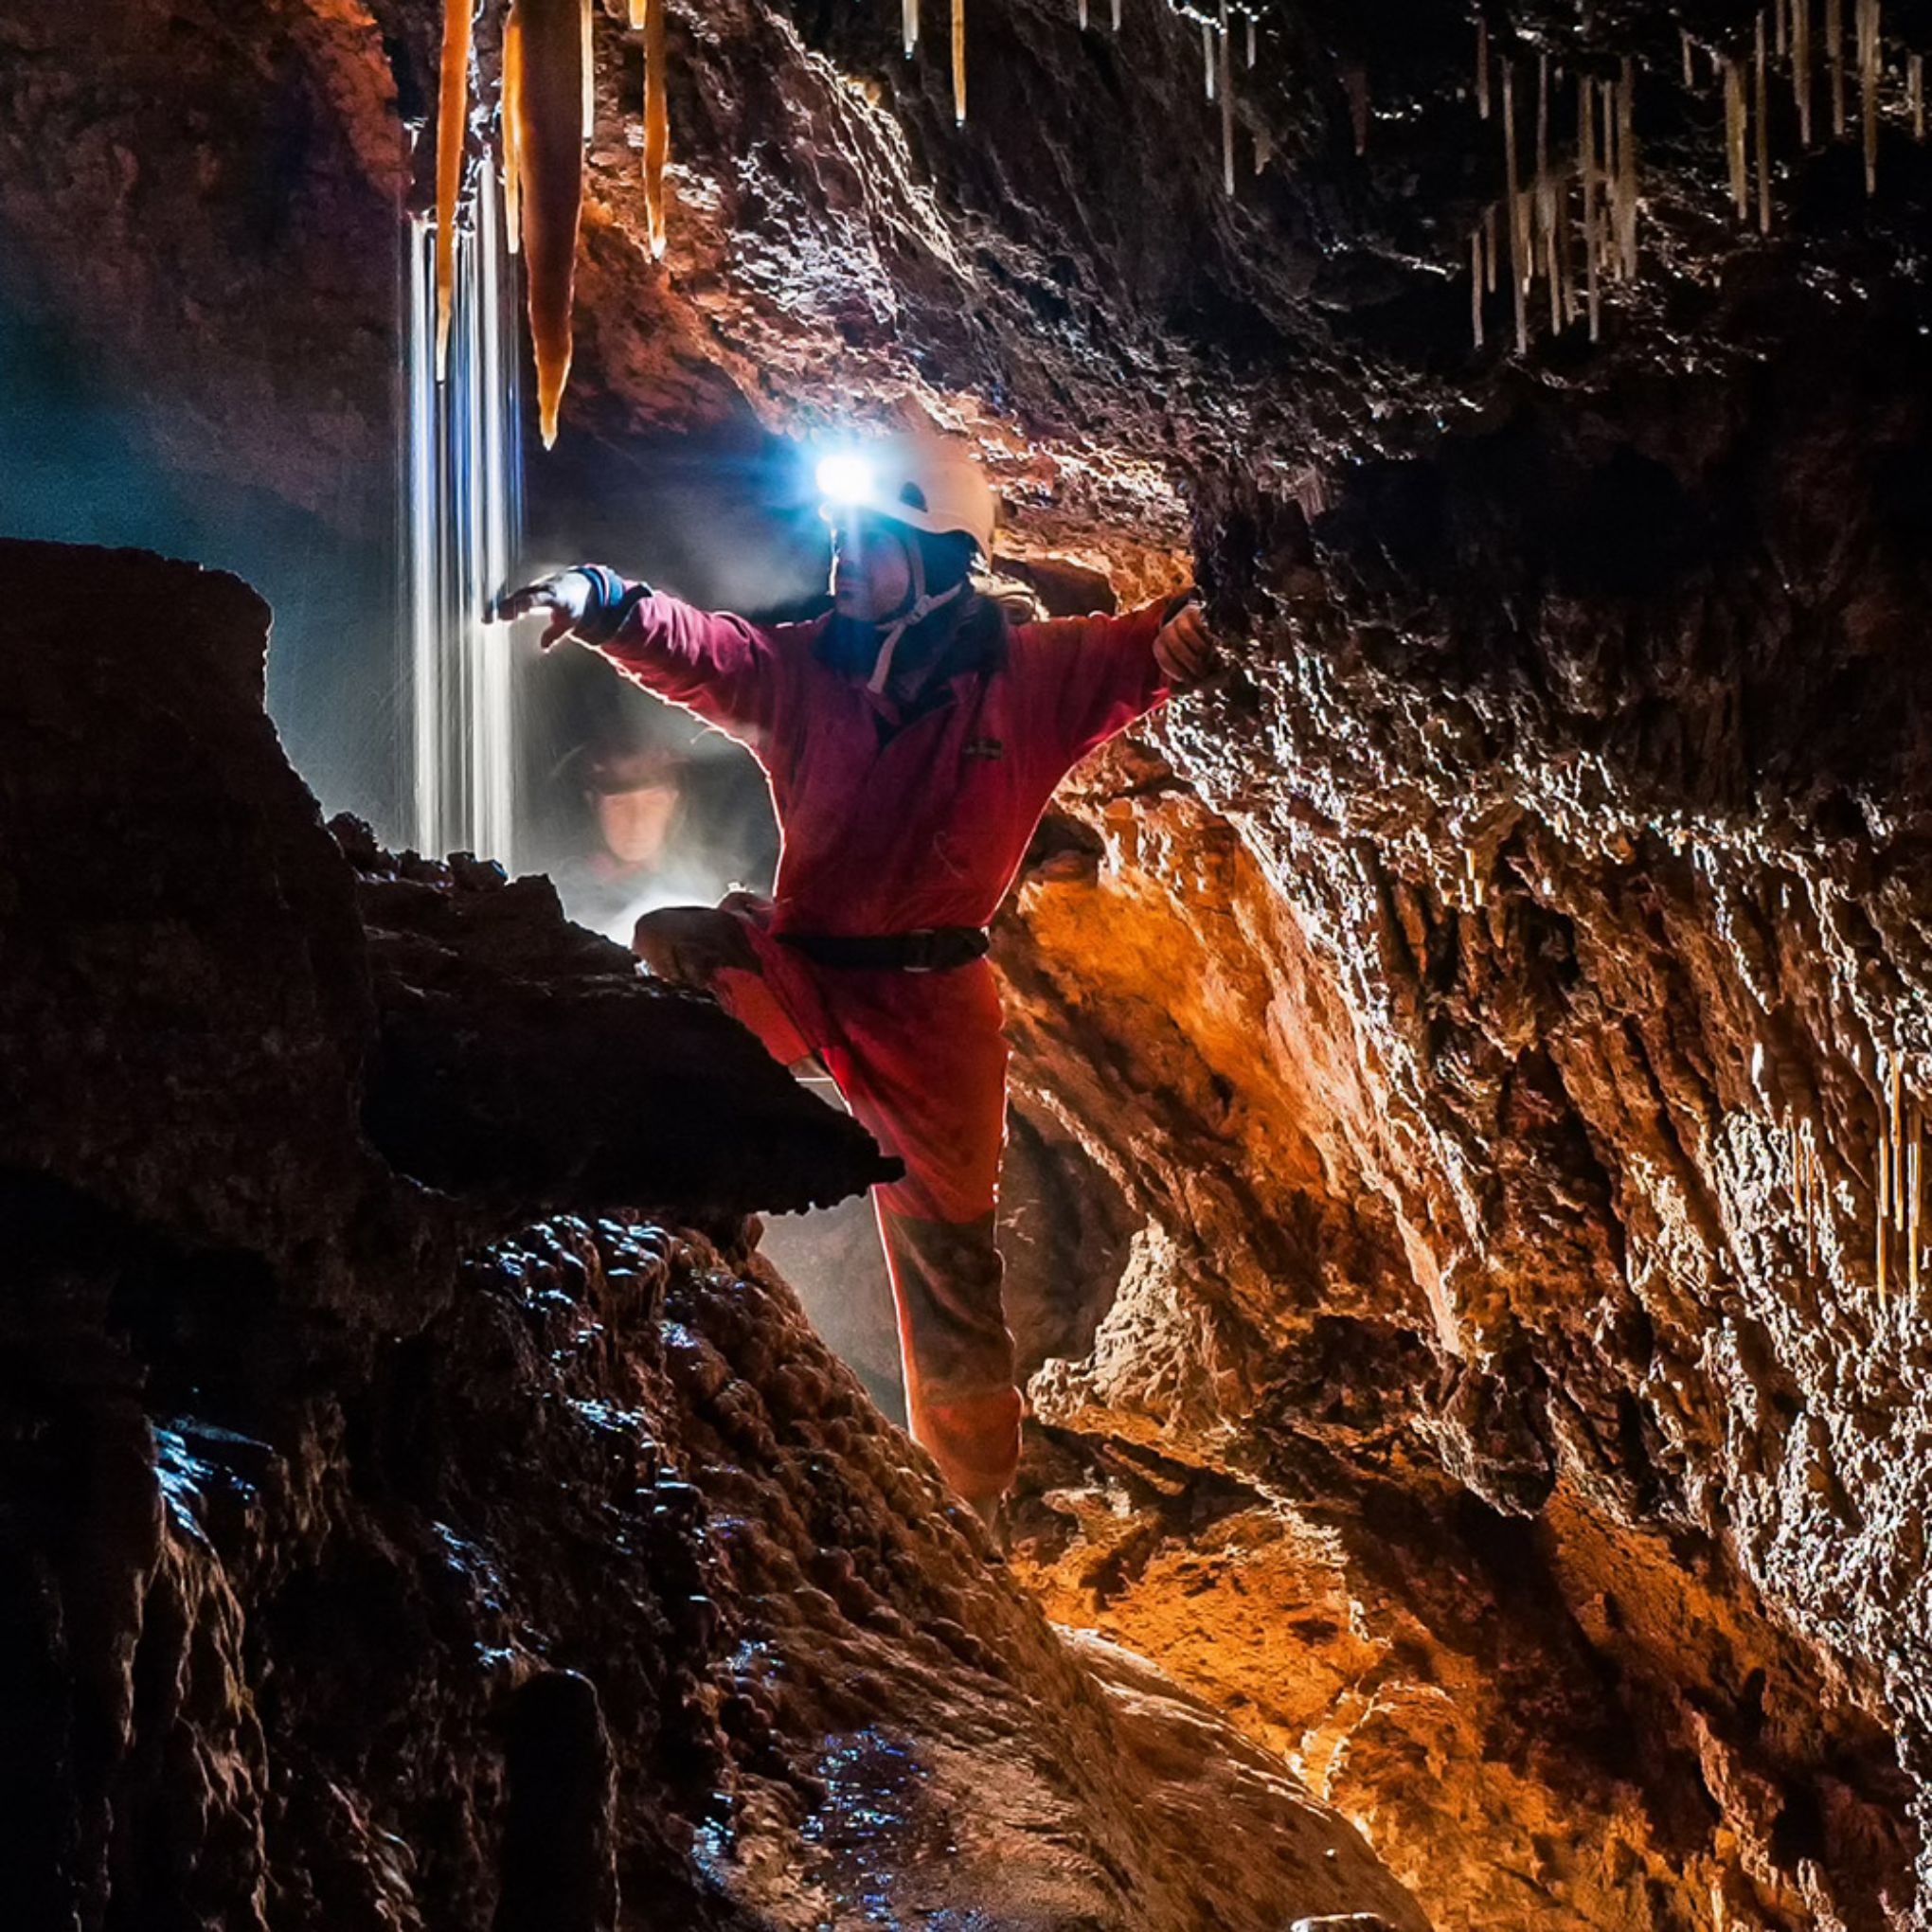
(953, 0), (967, 123)
(503, 11), (525, 255)
(644, 0), (669, 259)
(582, 0), (595, 142)
(510, 0), (586, 448)
(435, 0), (474, 381)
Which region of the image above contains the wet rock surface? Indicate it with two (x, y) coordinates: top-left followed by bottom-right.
(0, 538), (1427, 1927)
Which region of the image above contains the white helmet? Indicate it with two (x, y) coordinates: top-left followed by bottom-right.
(816, 435), (998, 558)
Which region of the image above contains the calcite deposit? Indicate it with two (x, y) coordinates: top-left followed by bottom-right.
(9, 0), (1932, 1926)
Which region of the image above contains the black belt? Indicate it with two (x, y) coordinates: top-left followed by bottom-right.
(778, 926), (991, 973)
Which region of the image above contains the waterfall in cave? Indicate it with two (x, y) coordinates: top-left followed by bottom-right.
(406, 160), (523, 868)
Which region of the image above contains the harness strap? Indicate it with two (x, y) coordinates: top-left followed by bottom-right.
(867, 538), (967, 694)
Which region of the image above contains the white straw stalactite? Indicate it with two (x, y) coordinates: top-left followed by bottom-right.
(1756, 13), (1773, 232)
(903, 0), (919, 57)
(1795, 0), (1814, 143)
(1726, 58), (1749, 218)
(1476, 18), (1491, 119)
(1220, 4), (1237, 191)
(1503, 63), (1526, 352)
(1828, 0), (1845, 136)
(1858, 0), (1879, 191)
(1616, 60), (1637, 278)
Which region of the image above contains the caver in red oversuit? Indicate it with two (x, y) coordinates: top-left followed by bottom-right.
(501, 440), (1217, 1519)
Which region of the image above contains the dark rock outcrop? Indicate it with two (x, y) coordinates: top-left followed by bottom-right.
(0, 538), (1427, 1928)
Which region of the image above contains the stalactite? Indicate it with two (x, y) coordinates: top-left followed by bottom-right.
(1557, 165), (1575, 325)
(642, 0), (668, 259)
(503, 12), (525, 256)
(1580, 72), (1601, 340)
(1477, 18), (1491, 120)
(1912, 1111), (1923, 1296)
(1245, 10), (1255, 67)
(1828, 0), (1845, 135)
(1779, 0), (1790, 58)
(1878, 1057), (1891, 1299)
(1348, 66), (1369, 156)
(1795, 0), (1813, 145)
(1536, 52), (1550, 187)
(1757, 12), (1773, 232)
(1204, 22), (1216, 101)
(435, 0), (473, 381)
(581, 0), (595, 142)
(510, 0), (585, 448)
(1726, 58), (1749, 217)
(1221, 5), (1238, 190)
(1890, 1054), (1905, 1230)
(1858, 0), (1879, 192)
(1599, 77), (1619, 283)
(1472, 231), (1485, 349)
(1682, 26), (1695, 87)
(903, 0), (920, 56)
(953, 0), (967, 124)
(1465, 847), (1484, 908)
(1504, 63), (1527, 351)
(1079, 0), (1089, 31)
(1617, 59), (1637, 278)
(1484, 204), (1498, 290)
(1912, 53), (1925, 137)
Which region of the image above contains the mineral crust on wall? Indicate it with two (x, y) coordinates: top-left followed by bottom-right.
(0, 538), (1427, 1929)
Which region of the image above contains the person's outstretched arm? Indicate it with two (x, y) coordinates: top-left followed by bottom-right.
(1033, 593), (1222, 769)
(497, 565), (778, 741)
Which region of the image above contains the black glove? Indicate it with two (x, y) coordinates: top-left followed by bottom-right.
(493, 566), (650, 649)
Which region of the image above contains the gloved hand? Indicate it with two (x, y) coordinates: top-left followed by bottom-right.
(1154, 593), (1221, 686)
(493, 565), (637, 650)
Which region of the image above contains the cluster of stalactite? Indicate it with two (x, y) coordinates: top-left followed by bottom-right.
(429, 0), (1271, 450)
(1469, 0), (1930, 354)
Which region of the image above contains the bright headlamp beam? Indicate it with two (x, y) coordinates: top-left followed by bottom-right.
(815, 451), (876, 508)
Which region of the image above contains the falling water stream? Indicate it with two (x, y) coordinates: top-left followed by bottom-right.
(406, 161), (523, 868)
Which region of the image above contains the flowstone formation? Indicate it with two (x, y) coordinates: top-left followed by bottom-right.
(0, 539), (1426, 1929)
(9, 0), (1932, 1927)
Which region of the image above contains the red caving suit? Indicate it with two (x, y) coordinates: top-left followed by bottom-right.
(590, 590), (1171, 1506)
